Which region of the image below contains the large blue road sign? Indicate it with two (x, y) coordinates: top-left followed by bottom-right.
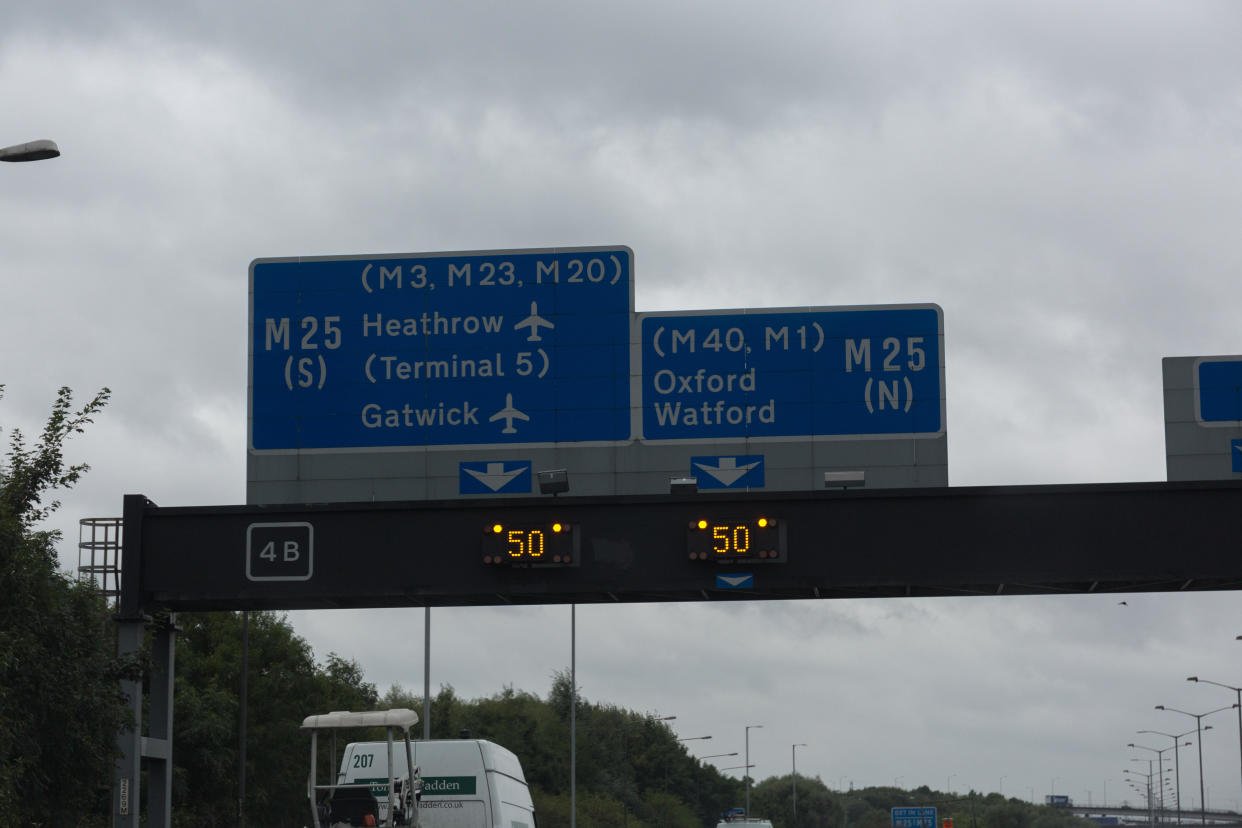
(1196, 357), (1242, 424)
(639, 304), (944, 441)
(249, 247), (633, 451)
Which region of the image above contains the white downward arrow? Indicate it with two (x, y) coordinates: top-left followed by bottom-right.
(693, 457), (761, 486)
(463, 463), (526, 492)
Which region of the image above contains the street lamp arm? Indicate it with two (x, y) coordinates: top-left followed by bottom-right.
(1188, 677), (1242, 692)
(1157, 704), (1237, 718)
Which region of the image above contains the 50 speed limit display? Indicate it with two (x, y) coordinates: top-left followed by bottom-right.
(481, 521), (578, 566)
(687, 516), (786, 563)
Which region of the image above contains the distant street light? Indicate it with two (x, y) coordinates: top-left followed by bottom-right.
(1138, 728), (1202, 826)
(1156, 703), (1239, 825)
(792, 744), (808, 828)
(745, 724), (763, 818)
(1188, 676), (1242, 809)
(678, 735), (712, 743)
(0, 139), (59, 162)
(1129, 745), (1177, 821)
(1126, 765), (1159, 827)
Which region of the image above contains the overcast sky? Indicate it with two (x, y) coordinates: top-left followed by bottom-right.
(5, 0), (1242, 816)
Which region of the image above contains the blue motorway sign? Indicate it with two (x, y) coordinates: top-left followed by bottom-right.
(250, 247), (633, 450)
(639, 305), (944, 440)
(892, 808), (938, 828)
(1196, 358), (1242, 424)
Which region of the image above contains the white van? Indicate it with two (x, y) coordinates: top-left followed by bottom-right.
(338, 739), (536, 828)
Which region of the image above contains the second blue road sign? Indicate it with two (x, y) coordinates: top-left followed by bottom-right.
(638, 304), (944, 440)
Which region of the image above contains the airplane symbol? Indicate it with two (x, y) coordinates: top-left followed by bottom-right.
(693, 456), (762, 487)
(514, 302), (554, 342)
(489, 393), (530, 434)
(462, 462), (528, 492)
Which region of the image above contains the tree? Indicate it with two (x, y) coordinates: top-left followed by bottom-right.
(170, 610), (380, 828)
(750, 774), (842, 828)
(0, 385), (125, 827)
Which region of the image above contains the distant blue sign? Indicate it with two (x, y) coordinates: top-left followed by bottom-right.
(1232, 439), (1242, 473)
(715, 573), (754, 590)
(1197, 358), (1242, 424)
(640, 305), (944, 440)
(691, 455), (764, 489)
(892, 807), (938, 828)
(250, 247), (632, 450)
(459, 461), (532, 494)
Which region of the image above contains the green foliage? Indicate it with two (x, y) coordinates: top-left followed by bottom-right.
(0, 385), (123, 827)
(752, 774), (842, 828)
(372, 673), (744, 828)
(171, 611), (379, 828)
(833, 788), (1097, 828)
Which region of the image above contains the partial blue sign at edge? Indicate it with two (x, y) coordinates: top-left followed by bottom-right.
(1196, 358), (1242, 424)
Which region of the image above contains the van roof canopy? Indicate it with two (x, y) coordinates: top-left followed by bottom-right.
(301, 708), (420, 732)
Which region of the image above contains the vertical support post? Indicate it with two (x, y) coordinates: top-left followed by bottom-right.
(114, 494), (148, 828)
(147, 615), (176, 828)
(792, 745), (798, 828)
(114, 619), (143, 828)
(571, 604), (577, 828)
(239, 610), (250, 828)
(309, 730), (320, 828)
(424, 606), (431, 741)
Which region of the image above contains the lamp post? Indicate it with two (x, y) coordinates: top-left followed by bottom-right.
(1156, 703), (1239, 825)
(792, 744), (807, 828)
(1188, 676), (1242, 809)
(745, 724), (763, 818)
(1129, 747), (1175, 822)
(1125, 765), (1159, 827)
(0, 139), (60, 162)
(1139, 729), (1202, 827)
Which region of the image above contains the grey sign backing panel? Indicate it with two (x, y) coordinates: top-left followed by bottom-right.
(1163, 355), (1242, 481)
(248, 249), (948, 504)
